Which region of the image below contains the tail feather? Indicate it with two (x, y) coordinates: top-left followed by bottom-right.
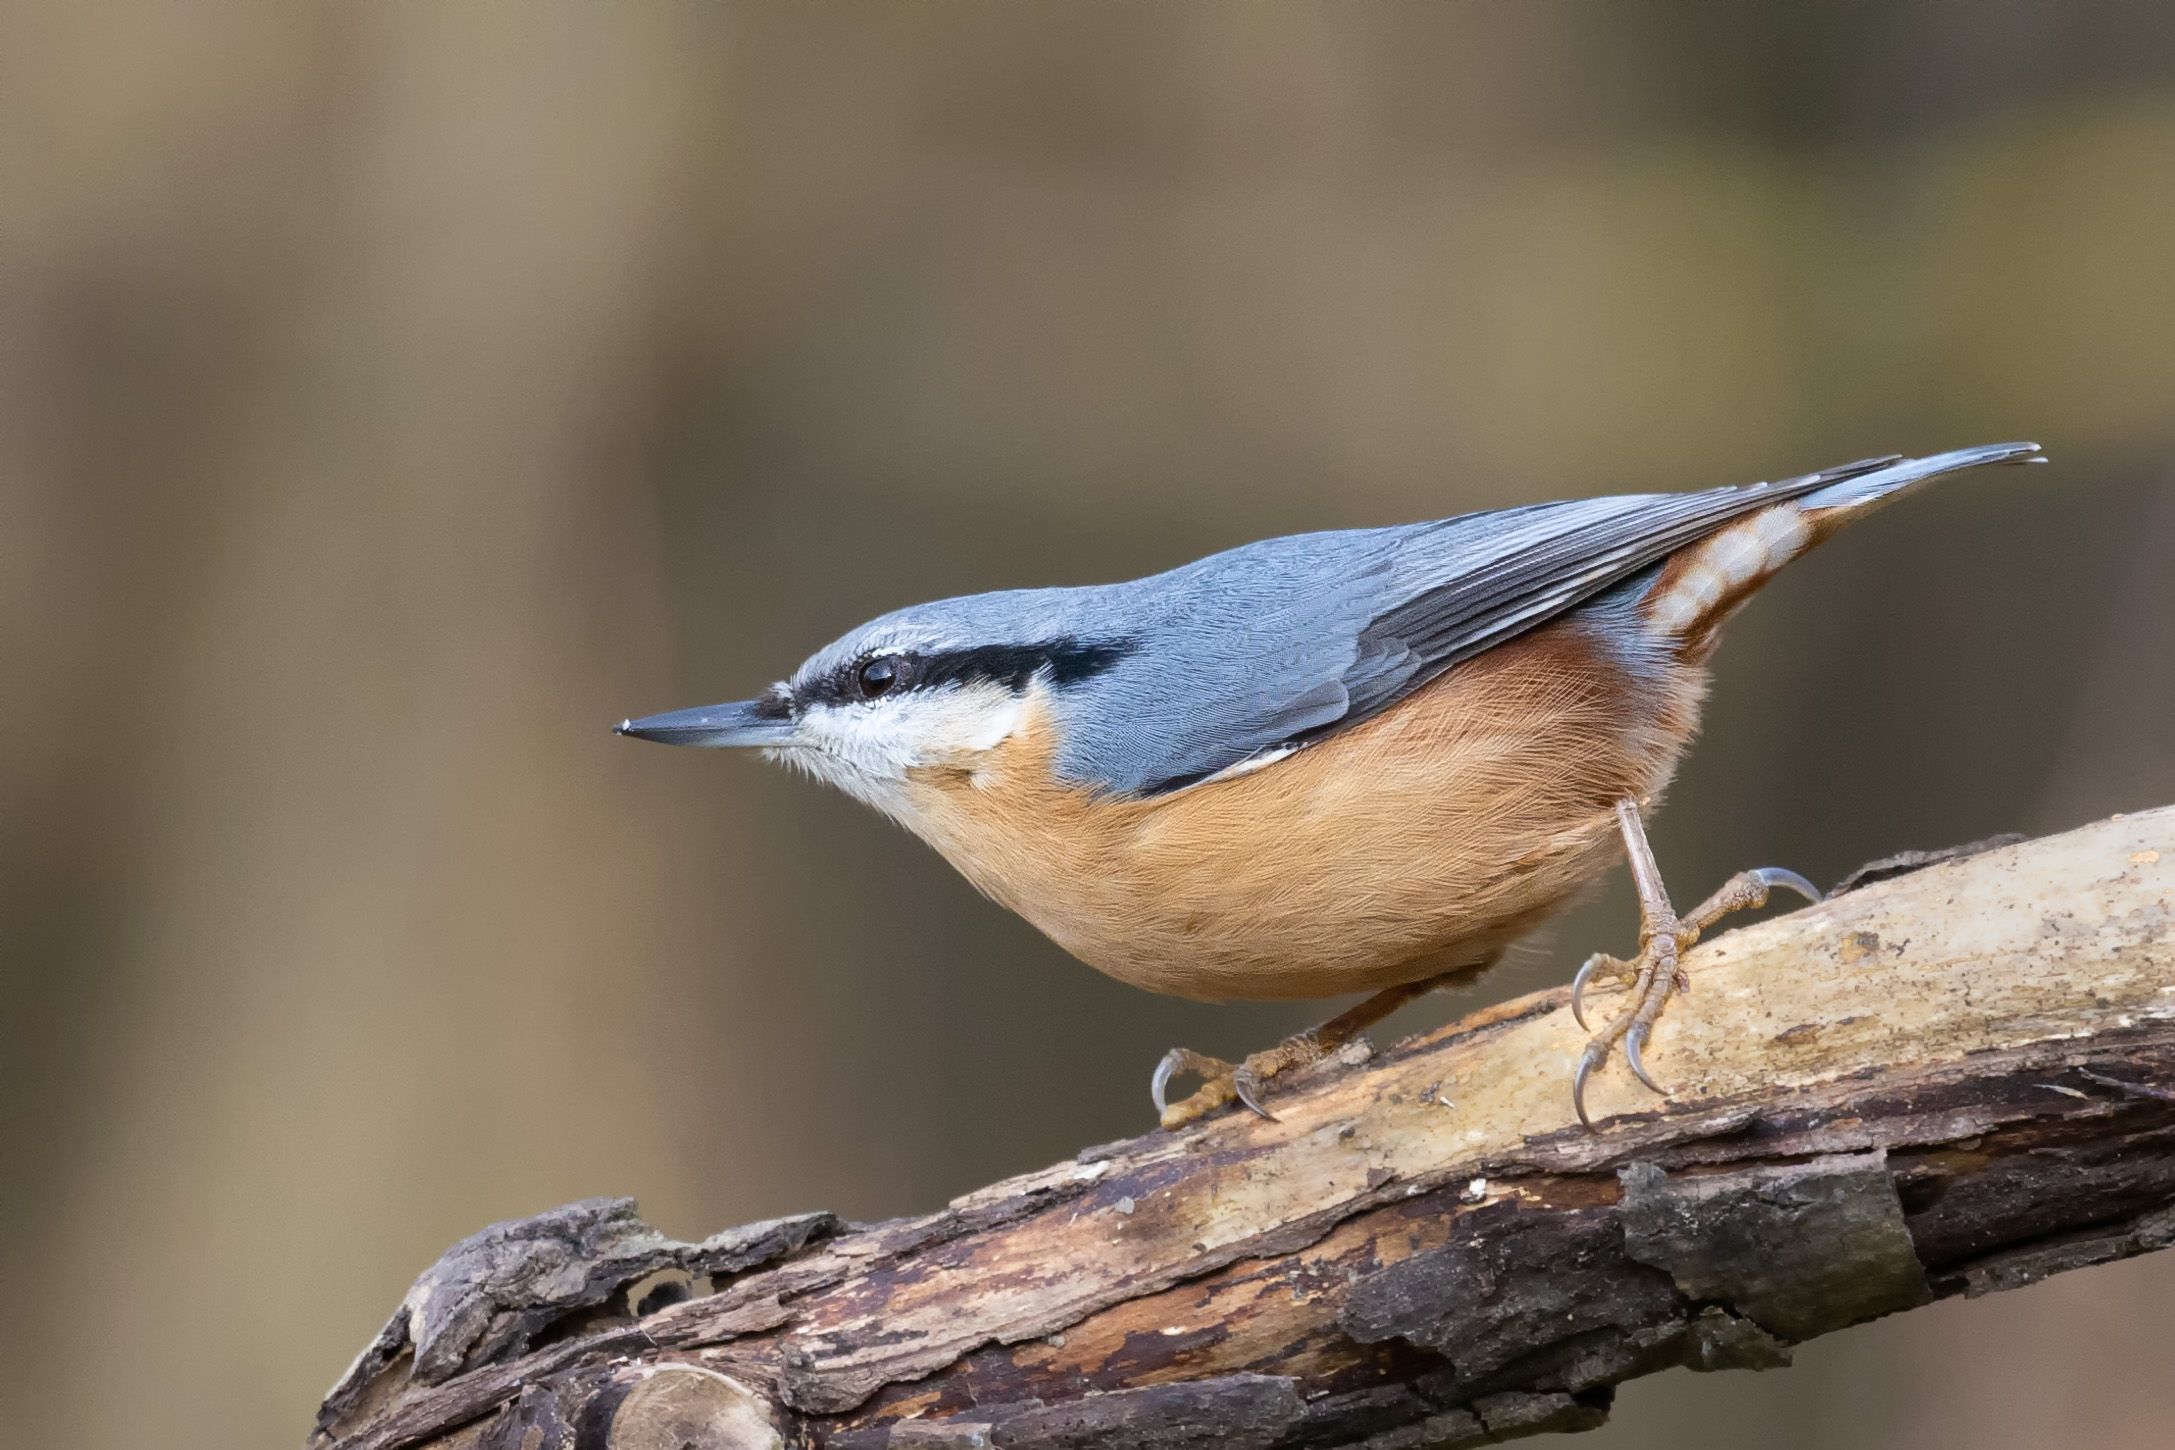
(1796, 440), (2044, 516)
(1643, 441), (2044, 651)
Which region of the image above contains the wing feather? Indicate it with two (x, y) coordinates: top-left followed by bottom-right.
(1072, 456), (1901, 794)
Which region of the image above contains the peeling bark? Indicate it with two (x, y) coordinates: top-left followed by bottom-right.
(312, 809), (2175, 1450)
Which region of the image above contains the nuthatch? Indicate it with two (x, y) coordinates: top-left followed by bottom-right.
(620, 442), (2044, 1128)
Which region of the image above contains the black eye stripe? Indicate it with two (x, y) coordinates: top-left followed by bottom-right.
(915, 639), (1134, 692)
(801, 637), (1135, 707)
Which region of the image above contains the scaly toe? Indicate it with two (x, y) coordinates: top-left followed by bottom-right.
(1157, 1079), (1239, 1131)
(1226, 1034), (1333, 1121)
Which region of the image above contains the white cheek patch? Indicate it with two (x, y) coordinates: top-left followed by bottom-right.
(782, 684), (1026, 816)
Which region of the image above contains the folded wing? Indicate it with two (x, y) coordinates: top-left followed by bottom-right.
(1060, 446), (2037, 796)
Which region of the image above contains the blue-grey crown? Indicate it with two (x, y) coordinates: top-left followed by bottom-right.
(788, 586), (1142, 708)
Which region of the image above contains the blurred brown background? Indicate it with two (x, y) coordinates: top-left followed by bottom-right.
(5, 3), (2175, 1447)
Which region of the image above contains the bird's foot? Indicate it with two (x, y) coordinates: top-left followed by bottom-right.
(1152, 1034), (1329, 1129)
(1571, 864), (1820, 1128)
(1153, 973), (1468, 1129)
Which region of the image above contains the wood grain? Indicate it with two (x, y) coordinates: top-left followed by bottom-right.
(313, 808), (2175, 1450)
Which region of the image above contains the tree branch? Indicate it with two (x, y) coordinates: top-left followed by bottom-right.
(312, 808), (2175, 1450)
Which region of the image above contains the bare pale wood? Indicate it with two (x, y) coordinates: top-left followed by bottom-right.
(313, 808), (2175, 1450)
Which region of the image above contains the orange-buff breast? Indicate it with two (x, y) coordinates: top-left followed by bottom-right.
(901, 615), (1705, 1002)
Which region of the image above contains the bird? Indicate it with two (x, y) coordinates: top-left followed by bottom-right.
(618, 441), (2045, 1129)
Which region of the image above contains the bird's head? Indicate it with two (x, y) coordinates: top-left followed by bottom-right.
(616, 591), (1136, 820)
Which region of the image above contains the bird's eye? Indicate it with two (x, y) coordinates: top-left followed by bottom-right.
(856, 656), (901, 699)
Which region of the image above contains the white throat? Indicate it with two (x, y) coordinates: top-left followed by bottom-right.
(768, 682), (1027, 821)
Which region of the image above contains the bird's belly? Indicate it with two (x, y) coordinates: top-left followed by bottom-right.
(905, 616), (1704, 1003)
(1064, 806), (1624, 1001)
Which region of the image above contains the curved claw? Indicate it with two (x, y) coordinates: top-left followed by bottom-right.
(1231, 1069), (1279, 1122)
(1572, 1046), (1601, 1130)
(1150, 1049), (1183, 1116)
(1750, 866), (1822, 905)
(1571, 955), (1601, 1030)
(1624, 1024), (1665, 1095)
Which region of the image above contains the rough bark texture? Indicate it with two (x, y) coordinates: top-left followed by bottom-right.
(313, 809), (2175, 1450)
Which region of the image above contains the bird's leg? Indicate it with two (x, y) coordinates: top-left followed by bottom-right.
(1571, 799), (1820, 1128)
(1572, 868), (1823, 1024)
(1154, 974), (1457, 1130)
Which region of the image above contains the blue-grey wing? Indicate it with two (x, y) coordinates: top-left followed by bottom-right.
(1058, 456), (1901, 795)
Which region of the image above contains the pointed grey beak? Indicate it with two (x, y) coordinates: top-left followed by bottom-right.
(614, 698), (795, 747)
